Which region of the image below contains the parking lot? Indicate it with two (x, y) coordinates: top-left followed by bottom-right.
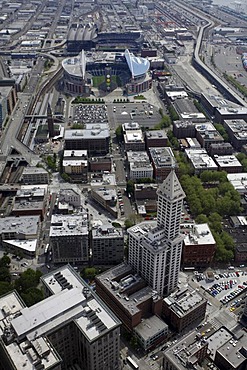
(107, 102), (161, 130)
(73, 104), (108, 123)
(196, 269), (247, 305)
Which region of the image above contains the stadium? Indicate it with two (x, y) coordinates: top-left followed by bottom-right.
(61, 49), (152, 96)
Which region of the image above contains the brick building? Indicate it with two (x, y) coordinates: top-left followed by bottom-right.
(181, 223), (216, 267)
(95, 263), (163, 332)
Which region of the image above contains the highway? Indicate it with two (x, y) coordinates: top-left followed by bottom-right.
(173, 0), (247, 106)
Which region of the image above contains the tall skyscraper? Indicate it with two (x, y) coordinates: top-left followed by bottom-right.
(128, 169), (185, 296)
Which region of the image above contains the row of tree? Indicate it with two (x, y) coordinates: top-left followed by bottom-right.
(180, 172), (239, 262)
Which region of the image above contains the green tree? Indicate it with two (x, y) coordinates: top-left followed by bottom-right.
(168, 105), (179, 121)
(195, 214), (208, 224)
(0, 267), (11, 282)
(126, 180), (135, 195)
(0, 255), (11, 268)
(208, 212), (222, 233)
(115, 125), (123, 142)
(0, 281), (13, 296)
(15, 269), (42, 294)
(214, 123), (229, 141)
(125, 219), (134, 229)
(21, 287), (44, 307)
(82, 267), (97, 280)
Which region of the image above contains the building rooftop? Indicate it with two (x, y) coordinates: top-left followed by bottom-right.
(0, 266), (121, 370)
(96, 263), (161, 316)
(91, 173), (116, 187)
(213, 155), (242, 168)
(217, 106), (247, 116)
(127, 151), (149, 163)
(65, 123), (110, 140)
(122, 122), (140, 131)
(164, 330), (208, 370)
(185, 148), (218, 171)
(227, 173), (247, 193)
(173, 120), (197, 128)
(149, 147), (177, 169)
(50, 214), (88, 237)
(164, 285), (206, 318)
(145, 130), (167, 140)
(0, 215), (40, 236)
(22, 166), (49, 175)
(207, 327), (233, 360)
(16, 186), (47, 198)
(92, 223), (123, 239)
(134, 315), (168, 341)
(91, 187), (117, 202)
(63, 150), (88, 158)
(4, 239), (37, 253)
(182, 223), (216, 246)
(124, 130), (144, 143)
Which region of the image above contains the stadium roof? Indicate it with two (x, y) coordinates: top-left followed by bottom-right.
(62, 50), (86, 79)
(124, 49), (150, 78)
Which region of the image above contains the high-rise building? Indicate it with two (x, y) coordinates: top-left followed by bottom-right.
(128, 169), (185, 296)
(0, 265), (121, 370)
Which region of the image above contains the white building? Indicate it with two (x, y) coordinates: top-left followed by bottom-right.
(128, 170), (185, 296)
(127, 151), (153, 180)
(0, 265), (121, 370)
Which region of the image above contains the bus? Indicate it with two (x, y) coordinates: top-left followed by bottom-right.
(183, 267), (195, 272)
(126, 356), (139, 369)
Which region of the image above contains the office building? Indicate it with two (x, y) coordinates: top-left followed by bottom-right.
(91, 223), (124, 265)
(124, 130), (145, 152)
(163, 330), (209, 370)
(128, 169), (185, 296)
(88, 156), (112, 172)
(162, 285), (207, 333)
(185, 148), (218, 174)
(95, 263), (163, 332)
(134, 315), (168, 351)
(63, 150), (88, 182)
(195, 123), (224, 152)
(49, 213), (89, 264)
(11, 185), (47, 220)
(0, 265), (121, 370)
(173, 120), (196, 139)
(58, 189), (81, 209)
(91, 187), (118, 218)
(223, 119), (247, 150)
(209, 142), (234, 156)
(181, 223), (216, 267)
(0, 215), (40, 258)
(207, 327), (247, 370)
(47, 103), (55, 138)
(145, 130), (168, 149)
(149, 147), (177, 182)
(213, 155), (242, 173)
(127, 151), (153, 180)
(64, 124), (110, 155)
(21, 166), (49, 184)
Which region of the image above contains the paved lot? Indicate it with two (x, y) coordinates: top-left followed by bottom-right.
(107, 102), (161, 130)
(195, 269), (247, 305)
(73, 104), (108, 123)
